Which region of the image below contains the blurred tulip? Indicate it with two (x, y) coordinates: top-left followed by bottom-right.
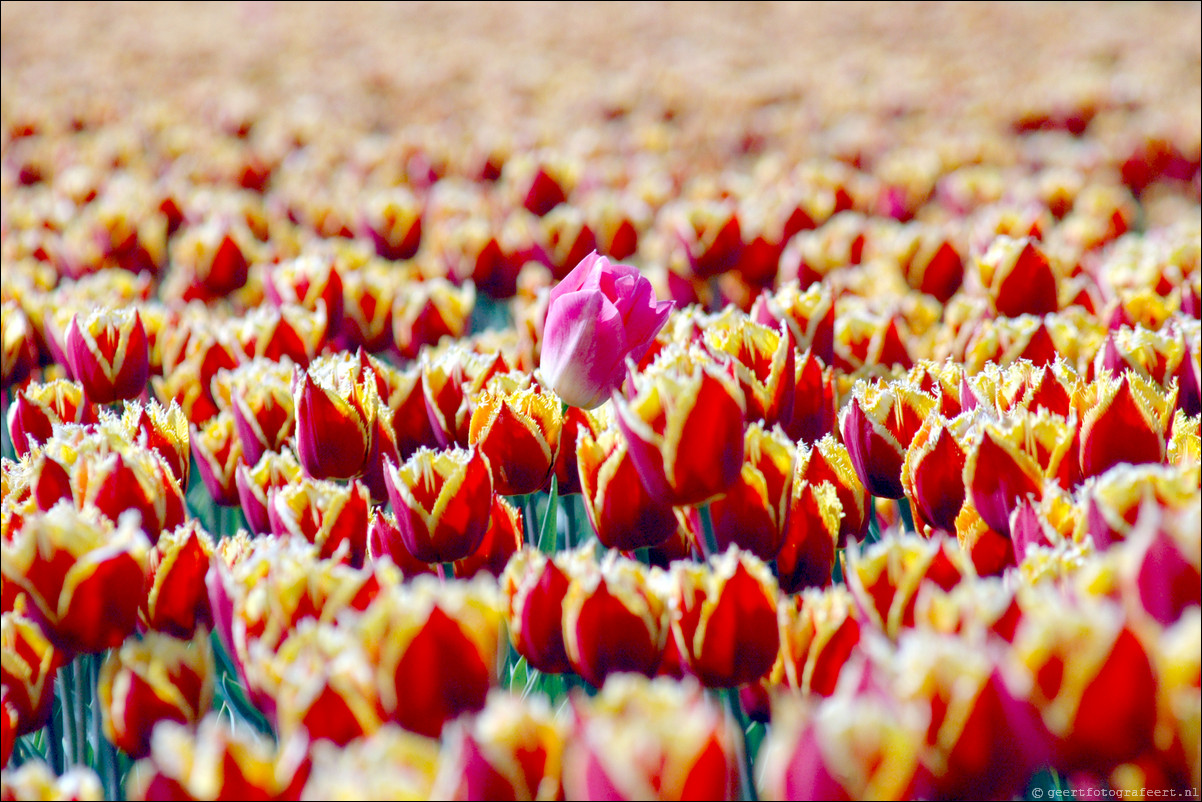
(263, 253), (345, 336)
(98, 630), (213, 758)
(777, 587), (862, 697)
(539, 252), (673, 409)
(269, 477), (371, 568)
(758, 685), (925, 801)
(433, 692), (567, 801)
(751, 282), (834, 364)
(361, 189), (424, 260)
(1, 504), (150, 653)
(224, 358), (296, 467)
(64, 307), (149, 403)
(0, 603), (61, 737)
(235, 448), (303, 534)
(141, 522), (215, 638)
(1, 301), (37, 390)
(563, 676), (740, 801)
(1011, 596), (1158, 773)
(6, 379), (96, 457)
(1, 762), (103, 801)
(303, 725), (440, 800)
(393, 278), (476, 360)
(501, 548), (575, 674)
(364, 578), (504, 737)
(844, 532), (972, 639)
(127, 714), (311, 801)
(384, 446), (494, 563)
(976, 236), (1059, 317)
(191, 411), (244, 507)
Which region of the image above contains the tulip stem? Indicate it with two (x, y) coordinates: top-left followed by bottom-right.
(90, 654), (119, 801)
(72, 655), (88, 767)
(58, 666), (80, 767)
(46, 699), (63, 773)
(563, 493), (576, 551)
(698, 503), (720, 558)
(896, 499), (914, 533)
(538, 476), (560, 554)
(723, 687), (758, 801)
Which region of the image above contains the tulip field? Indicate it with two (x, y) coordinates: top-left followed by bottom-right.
(2, 2), (1201, 800)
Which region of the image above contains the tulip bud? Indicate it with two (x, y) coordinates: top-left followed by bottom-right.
(668, 548), (780, 687)
(367, 509), (439, 578)
(1077, 371), (1174, 479)
(119, 400), (191, 488)
(680, 423), (794, 561)
(191, 411), (244, 507)
(703, 311), (795, 427)
(1, 301), (37, 390)
(469, 385), (562, 495)
(454, 497), (524, 580)
(777, 480), (842, 592)
(615, 346), (746, 507)
(901, 411), (972, 533)
(795, 434), (870, 546)
(562, 550), (669, 686)
(422, 347), (511, 448)
(841, 376), (936, 499)
(64, 308), (149, 403)
(539, 252), (673, 409)
(98, 630), (214, 758)
(384, 447), (494, 564)
(292, 353), (382, 481)
(964, 410), (1079, 536)
(751, 282), (835, 364)
(783, 348), (838, 442)
(577, 426), (679, 551)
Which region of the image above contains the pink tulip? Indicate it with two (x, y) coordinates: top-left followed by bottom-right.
(540, 252), (673, 409)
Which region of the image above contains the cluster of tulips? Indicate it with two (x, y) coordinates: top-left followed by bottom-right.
(2, 3), (1201, 800)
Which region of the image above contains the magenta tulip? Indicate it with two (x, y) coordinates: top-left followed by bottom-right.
(540, 252), (673, 409)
